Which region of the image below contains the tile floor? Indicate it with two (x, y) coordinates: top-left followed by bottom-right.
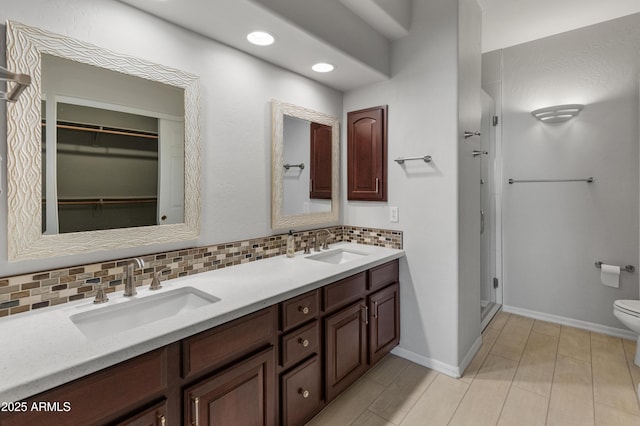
(306, 312), (640, 425)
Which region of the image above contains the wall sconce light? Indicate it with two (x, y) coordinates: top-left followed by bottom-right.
(531, 104), (584, 123)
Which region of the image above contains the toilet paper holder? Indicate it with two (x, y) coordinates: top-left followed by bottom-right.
(595, 261), (635, 273)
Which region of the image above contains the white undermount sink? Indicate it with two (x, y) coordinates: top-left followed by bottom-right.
(70, 286), (220, 339)
(306, 248), (369, 265)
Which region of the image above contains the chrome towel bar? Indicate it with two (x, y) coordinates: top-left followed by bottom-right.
(0, 65), (31, 102)
(595, 261), (635, 273)
(394, 155), (432, 164)
(283, 163), (305, 170)
(508, 177), (594, 184)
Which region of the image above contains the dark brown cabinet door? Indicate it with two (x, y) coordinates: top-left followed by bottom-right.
(347, 105), (387, 201)
(280, 355), (323, 426)
(185, 347), (276, 426)
(310, 122), (332, 199)
(368, 283), (400, 365)
(324, 300), (368, 402)
(114, 400), (168, 426)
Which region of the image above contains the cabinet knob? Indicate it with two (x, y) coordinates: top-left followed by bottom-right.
(157, 414), (166, 426)
(299, 388), (310, 398)
(298, 338), (310, 348)
(298, 306), (310, 315)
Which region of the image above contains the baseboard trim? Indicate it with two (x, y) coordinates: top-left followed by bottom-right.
(392, 347), (461, 377)
(459, 334), (483, 374)
(502, 305), (637, 340)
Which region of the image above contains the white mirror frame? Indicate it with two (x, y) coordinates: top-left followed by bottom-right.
(5, 21), (201, 261)
(271, 99), (339, 229)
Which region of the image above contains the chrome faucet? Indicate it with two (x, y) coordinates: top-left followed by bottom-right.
(314, 229), (334, 251)
(123, 258), (145, 297)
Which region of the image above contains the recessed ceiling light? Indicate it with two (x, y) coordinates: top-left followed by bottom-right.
(312, 63), (334, 73)
(247, 31), (275, 46)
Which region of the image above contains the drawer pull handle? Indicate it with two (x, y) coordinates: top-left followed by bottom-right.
(298, 338), (310, 347)
(298, 306), (310, 315)
(299, 388), (310, 398)
(192, 396), (200, 426)
(157, 414), (166, 426)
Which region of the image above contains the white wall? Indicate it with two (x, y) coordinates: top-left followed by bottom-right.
(497, 14), (640, 329)
(0, 0), (341, 276)
(344, 0), (469, 372)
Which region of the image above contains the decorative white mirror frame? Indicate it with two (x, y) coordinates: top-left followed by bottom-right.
(5, 21), (201, 261)
(271, 99), (339, 229)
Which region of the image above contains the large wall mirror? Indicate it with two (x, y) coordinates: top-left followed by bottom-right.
(6, 21), (201, 261)
(271, 100), (339, 229)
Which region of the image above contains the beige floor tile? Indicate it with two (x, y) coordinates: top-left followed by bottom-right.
(507, 314), (535, 330)
(449, 354), (518, 426)
(490, 318), (532, 361)
(461, 327), (500, 384)
(308, 329), (640, 426)
(351, 410), (395, 426)
(488, 311), (510, 331)
(547, 355), (594, 426)
(512, 331), (558, 397)
(591, 335), (640, 415)
(595, 403), (640, 426)
(365, 354), (411, 387)
(532, 319), (561, 337)
(557, 326), (591, 363)
(368, 363), (438, 424)
(399, 374), (469, 426)
(497, 386), (548, 426)
(525, 330), (559, 358)
(591, 333), (627, 363)
(306, 377), (385, 426)
(622, 339), (640, 391)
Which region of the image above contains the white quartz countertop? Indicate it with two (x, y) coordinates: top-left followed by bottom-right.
(0, 242), (404, 402)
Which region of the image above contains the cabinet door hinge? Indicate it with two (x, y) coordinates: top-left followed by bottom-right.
(492, 115), (499, 127)
(493, 277), (499, 289)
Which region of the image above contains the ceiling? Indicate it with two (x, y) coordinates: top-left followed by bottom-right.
(119, 0), (409, 91)
(480, 0), (640, 52)
(119, 0), (640, 91)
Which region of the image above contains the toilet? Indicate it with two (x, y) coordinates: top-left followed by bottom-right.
(613, 299), (640, 366)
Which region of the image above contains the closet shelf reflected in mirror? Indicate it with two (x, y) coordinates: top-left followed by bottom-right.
(42, 121), (159, 140)
(41, 101), (163, 235)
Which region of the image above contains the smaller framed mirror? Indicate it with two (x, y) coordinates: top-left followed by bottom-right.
(271, 100), (339, 229)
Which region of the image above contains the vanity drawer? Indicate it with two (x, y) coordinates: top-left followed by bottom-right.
(323, 272), (366, 312)
(0, 348), (168, 426)
(280, 289), (319, 332)
(280, 355), (323, 426)
(182, 306), (277, 379)
(368, 259), (399, 291)
(280, 320), (320, 370)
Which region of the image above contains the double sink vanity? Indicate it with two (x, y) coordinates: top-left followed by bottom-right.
(0, 19), (403, 426)
(0, 242), (403, 425)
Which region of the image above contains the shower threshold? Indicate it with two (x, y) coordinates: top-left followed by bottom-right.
(481, 301), (501, 330)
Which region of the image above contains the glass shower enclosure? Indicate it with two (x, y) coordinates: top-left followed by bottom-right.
(480, 90), (502, 328)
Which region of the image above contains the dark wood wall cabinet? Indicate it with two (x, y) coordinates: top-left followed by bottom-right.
(347, 105), (388, 201)
(309, 122), (332, 199)
(0, 260), (400, 426)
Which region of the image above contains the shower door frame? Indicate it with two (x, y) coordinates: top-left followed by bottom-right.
(480, 89), (504, 330)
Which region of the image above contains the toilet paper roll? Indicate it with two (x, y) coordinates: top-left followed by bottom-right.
(601, 264), (620, 288)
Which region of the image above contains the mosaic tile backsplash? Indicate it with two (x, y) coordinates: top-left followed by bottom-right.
(0, 225), (402, 318)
